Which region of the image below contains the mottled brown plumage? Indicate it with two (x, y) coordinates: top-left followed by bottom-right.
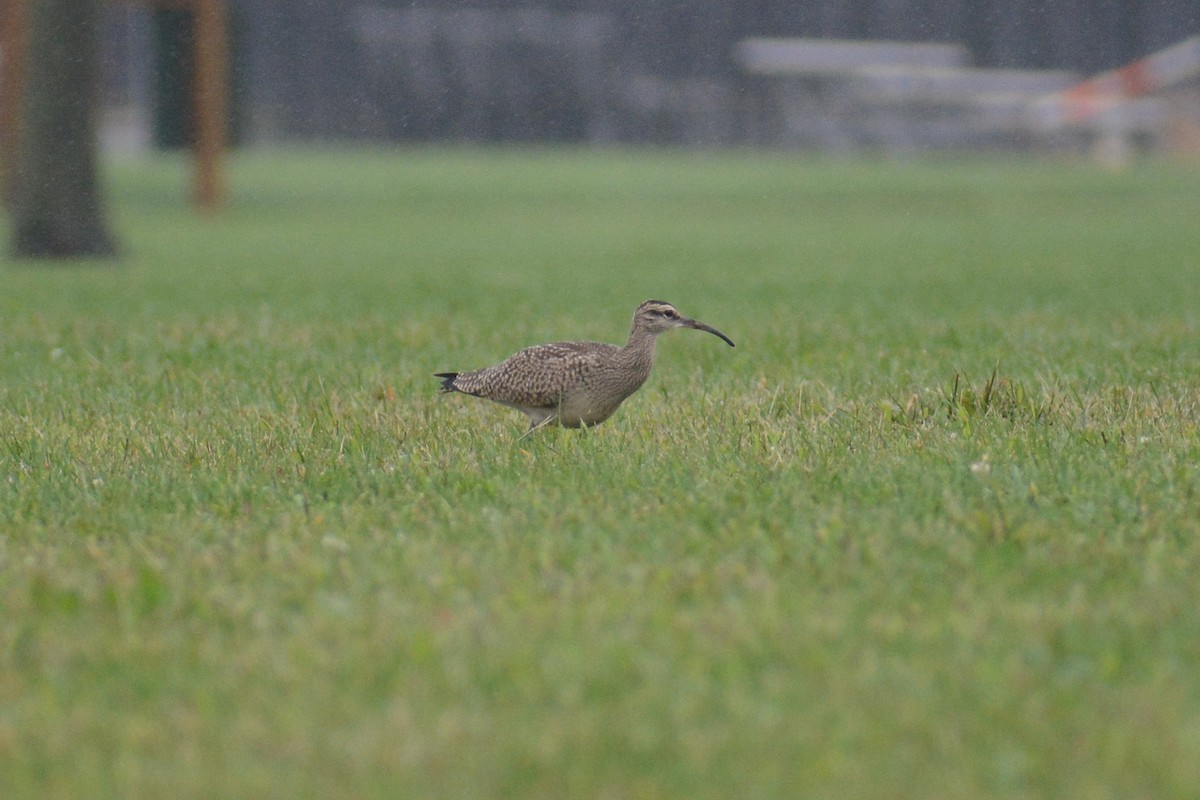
(436, 300), (734, 429)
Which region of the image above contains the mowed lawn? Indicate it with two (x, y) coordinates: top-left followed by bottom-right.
(2, 149), (1199, 799)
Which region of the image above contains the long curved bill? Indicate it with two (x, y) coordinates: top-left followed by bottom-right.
(684, 318), (735, 347)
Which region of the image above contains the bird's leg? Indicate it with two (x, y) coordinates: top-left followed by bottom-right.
(516, 414), (557, 444)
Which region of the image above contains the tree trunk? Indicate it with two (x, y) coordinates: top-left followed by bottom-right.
(11, 0), (118, 258)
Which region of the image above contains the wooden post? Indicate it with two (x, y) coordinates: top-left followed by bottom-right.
(0, 0), (28, 205)
(1, 0), (227, 211)
(191, 0), (227, 211)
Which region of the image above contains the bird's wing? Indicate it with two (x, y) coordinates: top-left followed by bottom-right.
(457, 341), (617, 409)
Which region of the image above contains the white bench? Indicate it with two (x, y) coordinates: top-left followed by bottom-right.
(735, 38), (968, 75)
(734, 36), (1166, 154)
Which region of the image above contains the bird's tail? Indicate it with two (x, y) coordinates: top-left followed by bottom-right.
(434, 372), (459, 393)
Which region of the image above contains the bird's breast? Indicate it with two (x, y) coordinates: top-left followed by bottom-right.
(555, 362), (651, 425)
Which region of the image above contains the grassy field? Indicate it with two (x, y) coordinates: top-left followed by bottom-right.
(2, 148), (1199, 799)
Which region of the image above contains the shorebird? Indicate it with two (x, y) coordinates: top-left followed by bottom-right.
(435, 300), (734, 430)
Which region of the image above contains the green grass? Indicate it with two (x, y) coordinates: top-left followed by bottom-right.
(3, 148), (1200, 799)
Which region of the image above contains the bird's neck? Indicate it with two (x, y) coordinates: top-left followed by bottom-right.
(620, 326), (659, 369)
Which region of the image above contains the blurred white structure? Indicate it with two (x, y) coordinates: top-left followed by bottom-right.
(1029, 36), (1200, 164)
(736, 37), (1072, 152)
(736, 35), (1200, 158)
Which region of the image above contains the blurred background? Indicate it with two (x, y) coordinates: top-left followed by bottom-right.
(97, 0), (1200, 158)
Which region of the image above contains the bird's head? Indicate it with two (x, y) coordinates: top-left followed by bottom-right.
(633, 300), (735, 346)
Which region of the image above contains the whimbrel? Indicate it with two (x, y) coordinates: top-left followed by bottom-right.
(436, 300), (734, 430)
